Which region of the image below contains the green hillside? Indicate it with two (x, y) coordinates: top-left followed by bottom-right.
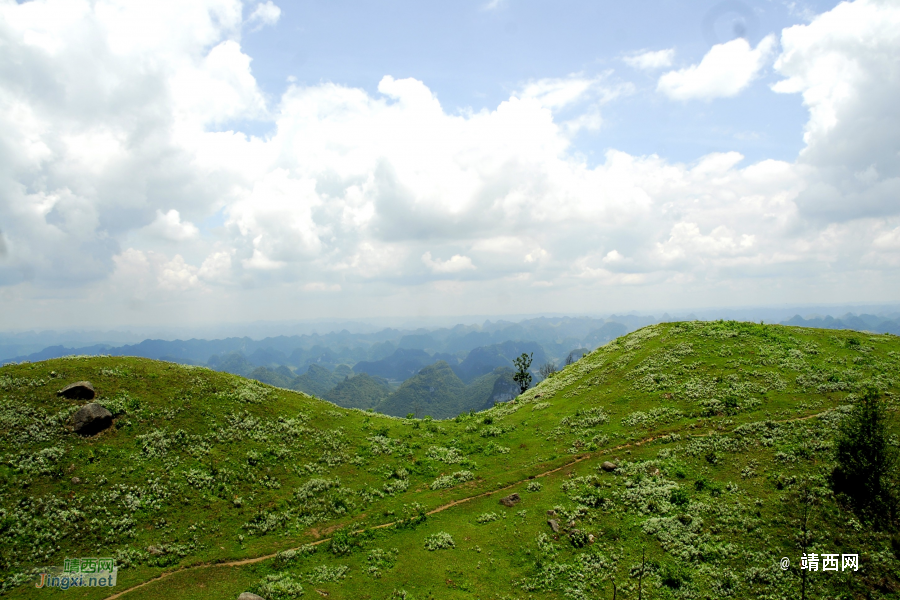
(1, 321), (899, 599)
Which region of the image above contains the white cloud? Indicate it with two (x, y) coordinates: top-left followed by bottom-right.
(873, 226), (900, 250)
(247, 1), (281, 30)
(2, 0), (900, 323)
(198, 249), (235, 283)
(603, 250), (624, 263)
(303, 282), (342, 292)
(658, 35), (777, 100)
(773, 0), (900, 176)
(144, 210), (200, 241)
(422, 252), (476, 274)
(158, 254), (200, 291)
(111, 249), (202, 295)
(524, 247), (549, 264)
(481, 0), (507, 11)
(656, 223), (756, 263)
(624, 49), (675, 70)
(516, 73), (633, 134)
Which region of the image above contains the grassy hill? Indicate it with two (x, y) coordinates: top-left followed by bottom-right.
(1, 321), (899, 599)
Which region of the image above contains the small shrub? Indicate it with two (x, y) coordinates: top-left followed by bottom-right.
(306, 564), (349, 583)
(659, 562), (692, 589)
(424, 531), (455, 551)
(366, 547), (399, 578)
(253, 573), (305, 600)
(569, 529), (588, 548)
(526, 480), (543, 492)
(430, 470), (474, 490)
(669, 488), (689, 506)
(330, 527), (355, 556)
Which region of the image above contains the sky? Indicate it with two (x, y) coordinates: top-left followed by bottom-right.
(1, 0), (899, 330)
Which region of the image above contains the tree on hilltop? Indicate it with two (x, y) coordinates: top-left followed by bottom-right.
(513, 352), (533, 394)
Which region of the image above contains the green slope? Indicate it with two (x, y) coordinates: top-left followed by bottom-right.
(2, 321), (899, 600)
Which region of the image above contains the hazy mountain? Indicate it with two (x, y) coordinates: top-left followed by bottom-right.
(781, 313), (900, 334)
(376, 361), (467, 419)
(582, 321), (628, 347)
(208, 352), (255, 377)
(463, 367), (518, 411)
(323, 373), (393, 409)
(353, 348), (453, 381)
(290, 363), (352, 397)
(248, 365), (296, 388)
(452, 340), (547, 383)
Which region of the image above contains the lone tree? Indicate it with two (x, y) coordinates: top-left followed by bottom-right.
(513, 352), (533, 394)
(538, 361), (558, 381)
(831, 386), (898, 525)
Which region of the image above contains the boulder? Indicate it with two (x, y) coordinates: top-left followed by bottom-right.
(57, 381), (96, 400)
(71, 403), (112, 436)
(499, 493), (520, 507)
(601, 461), (617, 472)
(71, 477), (81, 485)
(547, 519), (559, 533)
(238, 594), (265, 600)
(546, 509), (556, 516)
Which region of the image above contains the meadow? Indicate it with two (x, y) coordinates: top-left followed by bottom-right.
(1, 321), (898, 599)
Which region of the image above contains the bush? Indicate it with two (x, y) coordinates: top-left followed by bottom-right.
(330, 527), (355, 556)
(424, 531), (455, 550)
(253, 573), (304, 600)
(430, 470), (474, 490)
(831, 387), (898, 525)
(569, 529), (588, 548)
(659, 562), (692, 589)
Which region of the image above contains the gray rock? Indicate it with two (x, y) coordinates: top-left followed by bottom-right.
(147, 546), (163, 555)
(546, 509), (556, 516)
(57, 381), (96, 400)
(71, 403), (113, 436)
(547, 519), (559, 533)
(238, 594), (265, 600)
(601, 461), (617, 472)
(71, 477), (81, 485)
(499, 493), (520, 507)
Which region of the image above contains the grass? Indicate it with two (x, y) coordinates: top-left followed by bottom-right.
(1, 321), (899, 598)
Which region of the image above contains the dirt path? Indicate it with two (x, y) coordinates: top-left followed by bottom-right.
(103, 409), (831, 599)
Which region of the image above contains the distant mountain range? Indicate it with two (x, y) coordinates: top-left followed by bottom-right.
(5, 312), (898, 418)
(780, 313), (900, 334)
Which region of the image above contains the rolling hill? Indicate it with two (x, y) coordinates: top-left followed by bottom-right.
(1, 321), (898, 599)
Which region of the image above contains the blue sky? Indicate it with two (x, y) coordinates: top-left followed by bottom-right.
(237, 0), (825, 163)
(0, 0), (898, 329)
